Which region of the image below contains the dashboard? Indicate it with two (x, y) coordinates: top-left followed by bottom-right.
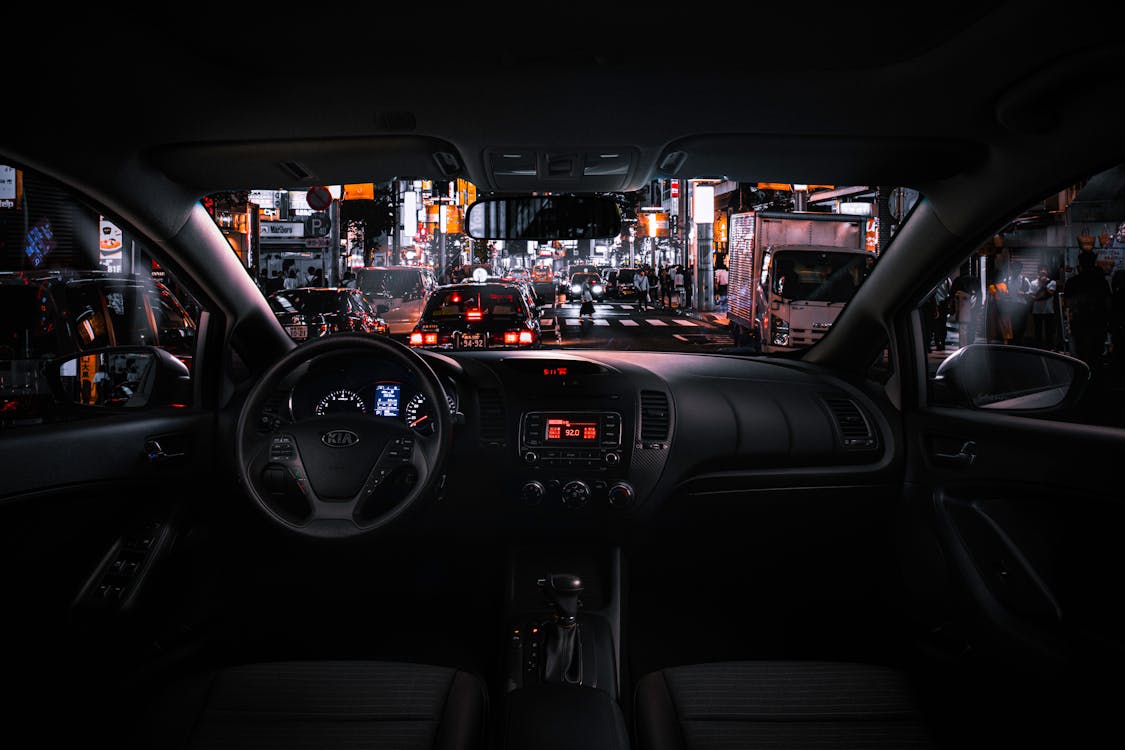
(273, 354), (458, 436)
(255, 348), (897, 530)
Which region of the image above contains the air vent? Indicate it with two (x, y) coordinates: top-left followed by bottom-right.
(478, 389), (507, 445)
(640, 391), (670, 443)
(824, 397), (876, 449)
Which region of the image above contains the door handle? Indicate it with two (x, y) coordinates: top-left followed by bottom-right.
(934, 440), (976, 468)
(145, 439), (184, 463)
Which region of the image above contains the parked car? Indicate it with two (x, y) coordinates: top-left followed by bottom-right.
(354, 265), (436, 335)
(409, 282), (541, 350)
(267, 288), (388, 341)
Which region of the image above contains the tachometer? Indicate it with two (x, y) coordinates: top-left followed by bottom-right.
(315, 389), (367, 416)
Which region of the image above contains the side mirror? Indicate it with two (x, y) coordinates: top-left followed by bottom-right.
(47, 346), (191, 410)
(934, 344), (1089, 411)
(376, 303), (390, 315)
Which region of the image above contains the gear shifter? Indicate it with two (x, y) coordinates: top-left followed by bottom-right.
(538, 573), (584, 685)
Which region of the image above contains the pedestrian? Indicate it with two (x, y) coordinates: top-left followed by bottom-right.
(1063, 249), (1111, 372)
(1003, 261), (1031, 345)
(283, 268), (299, 290)
(341, 270), (357, 289)
(1110, 269), (1125, 384)
(684, 265), (694, 308)
(660, 266), (672, 308)
(952, 266), (976, 347)
(635, 268), (651, 311)
(1028, 266), (1058, 350)
(579, 283), (595, 320)
(931, 276), (952, 351)
(715, 264), (729, 312)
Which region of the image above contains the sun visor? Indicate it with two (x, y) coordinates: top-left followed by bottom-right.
(148, 136), (466, 192)
(656, 134), (986, 186)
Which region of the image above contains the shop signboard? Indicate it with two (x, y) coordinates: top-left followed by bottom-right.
(0, 165), (17, 209)
(261, 222), (304, 239)
(99, 217), (123, 272)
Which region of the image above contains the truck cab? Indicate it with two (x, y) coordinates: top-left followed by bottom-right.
(759, 245), (871, 350)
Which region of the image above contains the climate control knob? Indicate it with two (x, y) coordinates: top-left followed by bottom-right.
(607, 482), (635, 509)
(604, 452), (621, 466)
(519, 481), (547, 506)
(561, 480), (591, 509)
(522, 451), (539, 465)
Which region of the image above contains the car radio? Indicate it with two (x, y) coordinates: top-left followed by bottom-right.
(519, 411), (622, 468)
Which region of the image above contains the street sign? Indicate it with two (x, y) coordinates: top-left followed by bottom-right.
(304, 212), (331, 237)
(305, 237), (330, 248)
(306, 186), (332, 211)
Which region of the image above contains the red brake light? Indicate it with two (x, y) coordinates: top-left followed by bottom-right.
(423, 333), (438, 345)
(518, 330), (534, 344)
(503, 332), (519, 344)
(466, 310), (482, 321)
(409, 332), (423, 346)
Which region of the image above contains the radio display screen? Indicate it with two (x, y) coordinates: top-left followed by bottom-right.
(545, 417), (599, 443)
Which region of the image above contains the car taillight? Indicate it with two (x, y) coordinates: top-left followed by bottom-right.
(503, 331), (519, 344)
(518, 330), (534, 344)
(423, 333), (438, 345)
(409, 331), (423, 346)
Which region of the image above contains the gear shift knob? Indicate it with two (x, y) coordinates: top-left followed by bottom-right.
(538, 573), (584, 627)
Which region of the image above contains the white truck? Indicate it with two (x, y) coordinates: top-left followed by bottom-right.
(727, 210), (870, 353)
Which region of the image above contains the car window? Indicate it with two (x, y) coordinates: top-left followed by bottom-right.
(425, 288), (526, 318)
(920, 161), (1125, 427)
(210, 181), (913, 354)
(356, 268), (423, 299)
(1, 161), (200, 428)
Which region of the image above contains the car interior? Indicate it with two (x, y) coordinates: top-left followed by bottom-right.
(3, 5), (1125, 749)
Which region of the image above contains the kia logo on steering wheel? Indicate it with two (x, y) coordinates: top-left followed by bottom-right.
(321, 430), (360, 448)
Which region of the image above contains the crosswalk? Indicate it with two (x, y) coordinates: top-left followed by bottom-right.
(542, 315), (702, 329)
(542, 303), (712, 329)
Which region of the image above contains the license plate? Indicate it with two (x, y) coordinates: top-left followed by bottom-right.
(459, 333), (486, 349)
(285, 325), (308, 340)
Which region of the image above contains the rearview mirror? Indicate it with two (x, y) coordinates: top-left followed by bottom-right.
(48, 346), (191, 409)
(934, 344), (1089, 411)
(465, 195), (621, 240)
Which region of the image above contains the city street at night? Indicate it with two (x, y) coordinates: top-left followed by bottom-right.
(538, 301), (732, 352)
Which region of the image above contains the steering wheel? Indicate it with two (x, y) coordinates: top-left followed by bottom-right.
(235, 334), (452, 539)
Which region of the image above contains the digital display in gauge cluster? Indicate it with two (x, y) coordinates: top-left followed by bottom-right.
(374, 383), (401, 417)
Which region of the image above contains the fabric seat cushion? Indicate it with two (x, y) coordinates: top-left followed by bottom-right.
(635, 660), (934, 750)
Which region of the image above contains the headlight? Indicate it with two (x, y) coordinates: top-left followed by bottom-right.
(571, 284), (582, 294)
(592, 285), (604, 294)
(771, 315), (790, 346)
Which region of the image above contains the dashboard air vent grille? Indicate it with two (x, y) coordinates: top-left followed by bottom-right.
(640, 391), (670, 443)
(478, 389), (507, 444)
(824, 397), (876, 449)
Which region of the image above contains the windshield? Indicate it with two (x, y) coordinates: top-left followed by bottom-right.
(269, 291), (340, 315)
(770, 251), (870, 303)
(209, 182), (916, 354)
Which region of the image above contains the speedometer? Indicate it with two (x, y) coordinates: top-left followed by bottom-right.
(403, 391), (456, 434)
(315, 389), (367, 416)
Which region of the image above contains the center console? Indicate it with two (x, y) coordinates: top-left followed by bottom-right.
(518, 411), (635, 510)
(499, 545), (627, 749)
